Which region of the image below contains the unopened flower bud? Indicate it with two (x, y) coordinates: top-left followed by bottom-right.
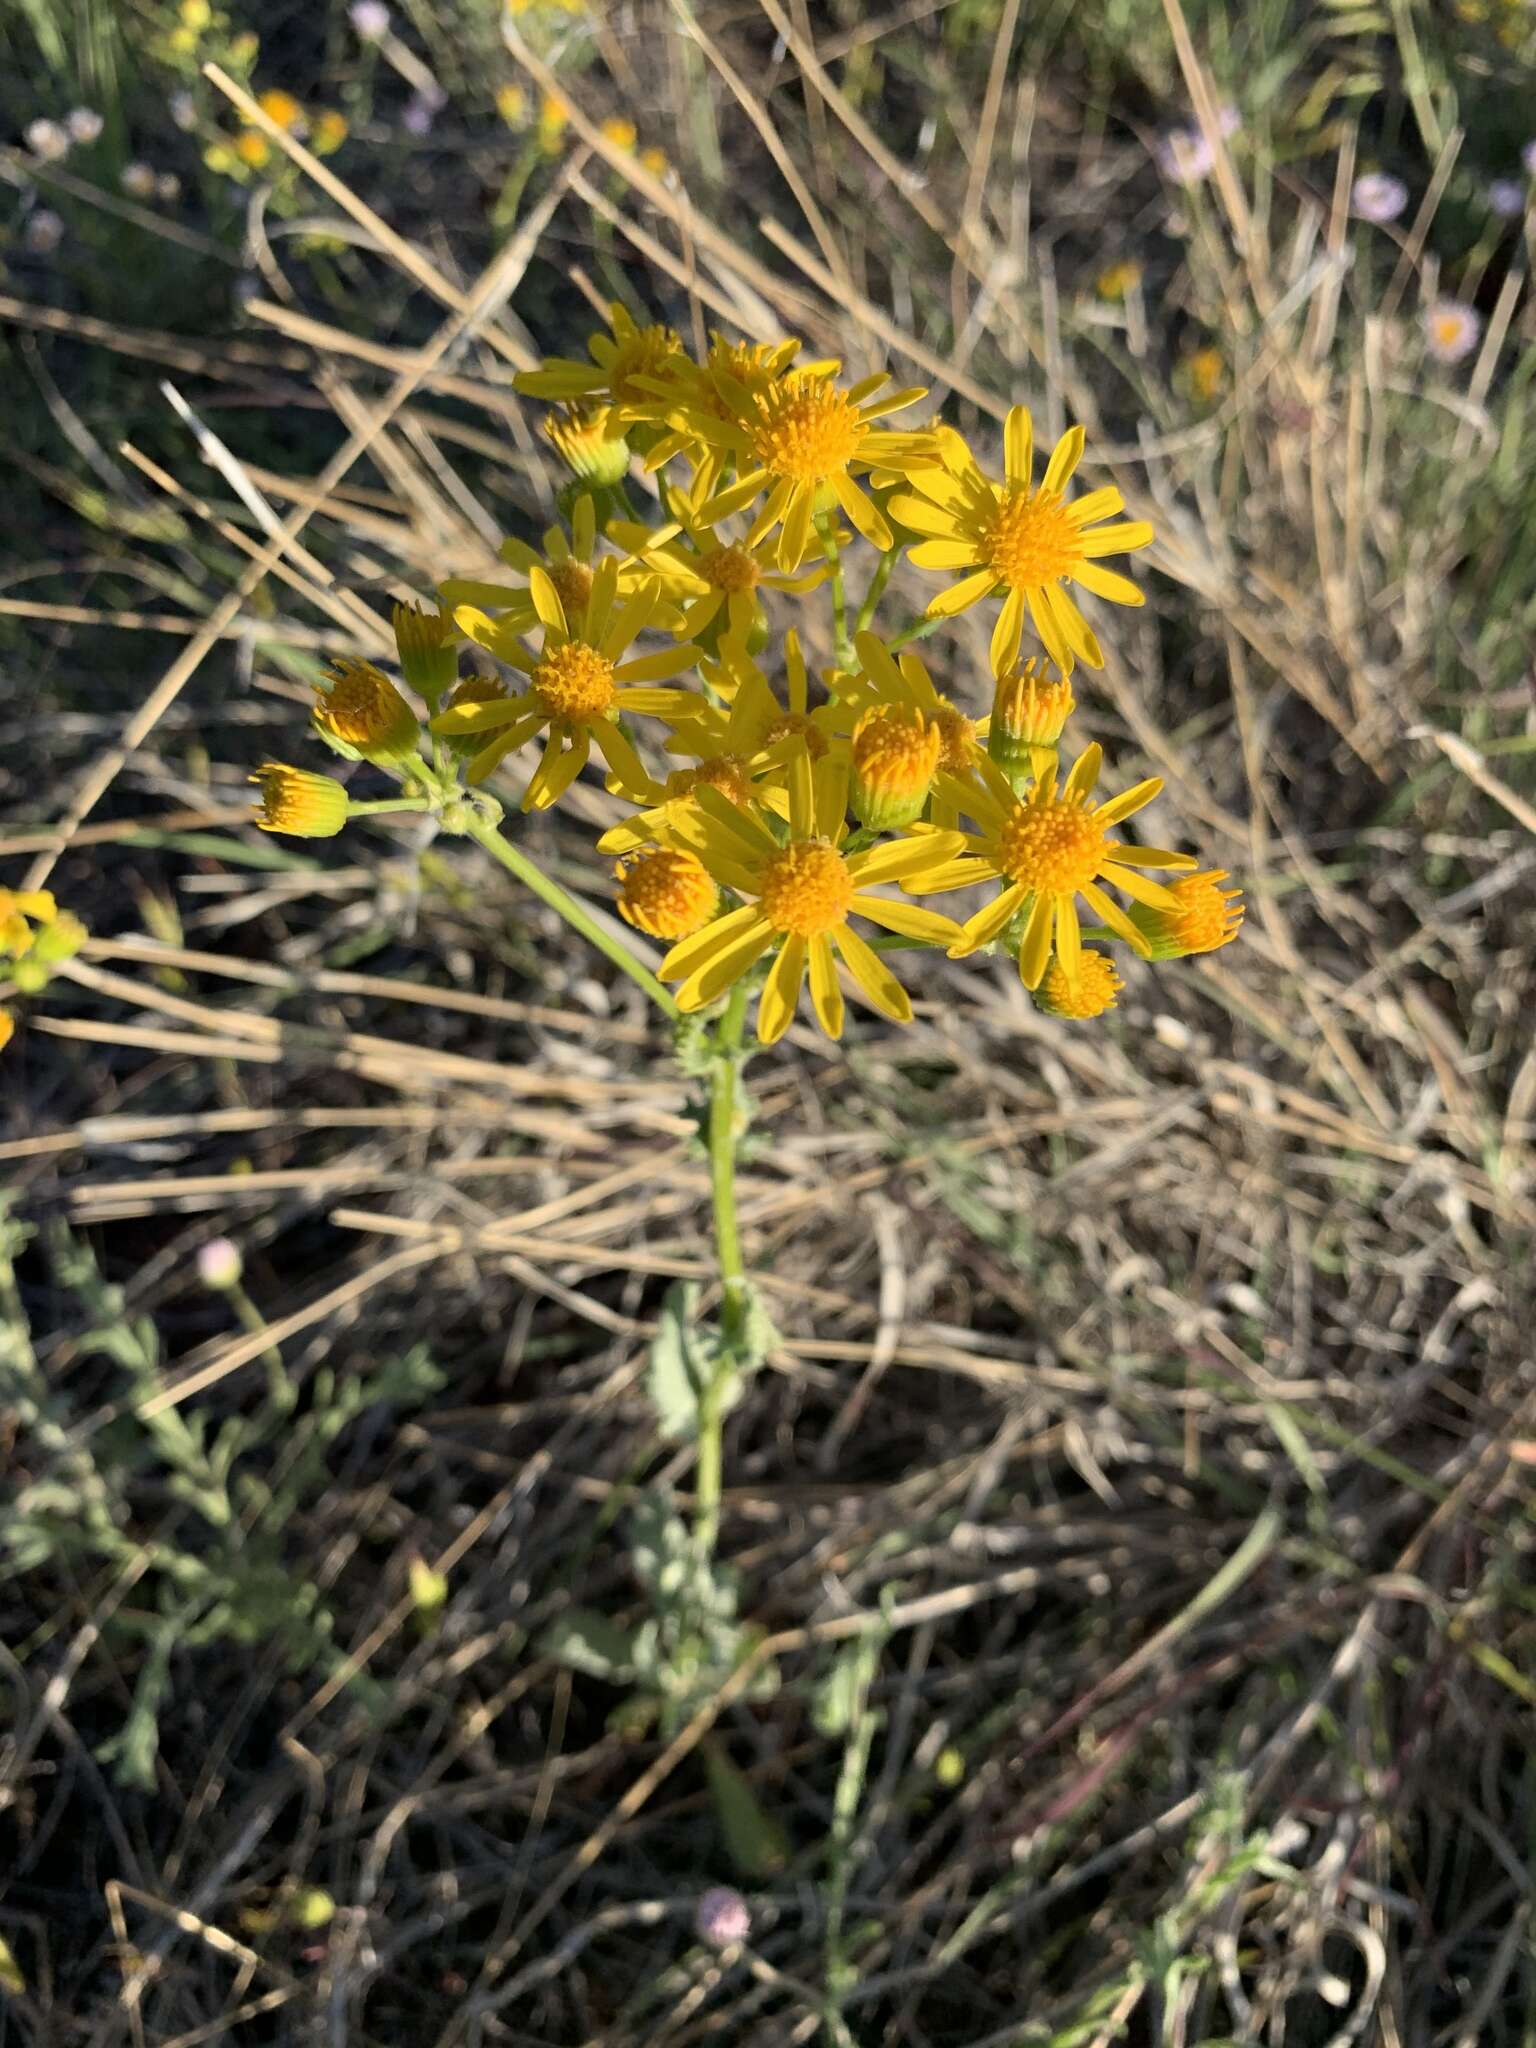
(251, 762), (350, 837)
(542, 404), (630, 487)
(988, 658), (1074, 785)
(615, 847), (718, 940)
(1127, 870), (1244, 960)
(313, 657), (420, 763)
(197, 1237), (243, 1290)
(1032, 948), (1123, 1020)
(392, 602), (457, 707)
(850, 704), (941, 831)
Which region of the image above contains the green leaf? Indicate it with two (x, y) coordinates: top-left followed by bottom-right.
(703, 1739), (788, 1878)
(646, 1281), (714, 1440)
(541, 1608), (638, 1682)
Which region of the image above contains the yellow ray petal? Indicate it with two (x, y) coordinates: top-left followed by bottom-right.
(757, 936), (806, 1043)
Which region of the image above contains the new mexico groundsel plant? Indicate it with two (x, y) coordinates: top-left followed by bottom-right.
(251, 315), (1243, 1782)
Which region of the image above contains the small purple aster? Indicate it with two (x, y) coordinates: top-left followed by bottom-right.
(1351, 172), (1408, 224)
(1488, 180), (1526, 218)
(1423, 300), (1482, 366)
(695, 1887), (750, 1948)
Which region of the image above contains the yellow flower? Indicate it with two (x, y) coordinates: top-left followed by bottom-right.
(658, 753), (965, 1043)
(432, 558), (702, 806)
(639, 145), (668, 178)
(513, 302), (682, 436)
(1127, 869), (1243, 958)
(0, 1010), (13, 1053)
(887, 407), (1155, 672)
(393, 601), (457, 706)
(608, 479), (831, 647)
(600, 116), (637, 151)
(312, 109), (348, 155)
(314, 657), (420, 762)
(8, 909), (87, 993)
(616, 846), (718, 939)
(1181, 346), (1226, 403)
(595, 635), (811, 853)
(1033, 948), (1123, 1019)
(683, 367), (936, 570)
(537, 90), (569, 151)
(904, 744), (1195, 989)
(234, 129), (271, 168)
(988, 656), (1075, 783)
(0, 888), (58, 960)
(836, 631), (988, 826)
(623, 332), (808, 502)
(251, 763), (350, 837)
(438, 495), (668, 642)
(540, 403), (631, 487)
(849, 705), (941, 831)
(1095, 261), (1142, 303)
(256, 88), (304, 133)
(496, 84), (527, 126)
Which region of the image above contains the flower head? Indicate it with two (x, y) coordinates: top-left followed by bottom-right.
(257, 88), (304, 134)
(600, 116), (637, 151)
(393, 601), (457, 706)
(23, 209), (64, 255)
(1488, 179), (1525, 218)
(197, 1237), (244, 1290)
(121, 162), (157, 199)
(621, 332), (807, 499)
(234, 129), (270, 168)
(902, 745), (1195, 989)
(514, 303), (683, 437)
(1095, 261), (1142, 302)
(438, 496), (667, 645)
(1525, 141), (1536, 179)
(541, 403), (631, 486)
(658, 751), (964, 1043)
(251, 763), (350, 837)
(696, 1887), (751, 1949)
(680, 366), (936, 570)
(66, 107), (104, 143)
(1156, 127), (1213, 183)
(1424, 300), (1481, 365)
(312, 110), (348, 155)
(1033, 948), (1123, 1019)
(350, 0), (391, 37)
(989, 657), (1075, 782)
(1351, 171), (1408, 223)
(609, 477), (831, 649)
(25, 118), (70, 161)
(888, 407), (1154, 672)
(314, 658), (420, 761)
(1127, 868), (1243, 958)
(837, 631), (986, 825)
(432, 558), (702, 807)
(615, 846), (718, 939)
(0, 888), (59, 960)
(850, 705), (941, 831)
(0, 1010), (13, 1053)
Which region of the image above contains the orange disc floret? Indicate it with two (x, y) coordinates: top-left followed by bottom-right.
(548, 557), (595, 620)
(762, 712), (827, 760)
(748, 371), (862, 483)
(698, 544), (760, 593)
(665, 756), (755, 807)
(758, 839), (855, 938)
(531, 640), (615, 724)
(251, 763), (349, 838)
(1033, 948), (1123, 1019)
(314, 657), (420, 761)
(995, 792), (1106, 894)
(933, 704), (979, 774)
(616, 847), (719, 939)
(983, 489), (1081, 592)
(1129, 870), (1244, 958)
(851, 704), (941, 830)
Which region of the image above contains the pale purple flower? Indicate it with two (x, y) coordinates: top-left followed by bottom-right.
(1423, 300), (1481, 366)
(350, 0), (391, 37)
(197, 1237), (243, 1290)
(695, 1887), (750, 1948)
(23, 208), (64, 254)
(120, 161), (156, 200)
(25, 118), (70, 162)
(401, 93), (437, 137)
(66, 107), (103, 144)
(1156, 127), (1214, 184)
(1488, 180), (1525, 218)
(156, 172), (182, 203)
(1217, 103), (1241, 139)
(170, 90), (197, 131)
(1351, 172), (1408, 224)
(1524, 141), (1536, 179)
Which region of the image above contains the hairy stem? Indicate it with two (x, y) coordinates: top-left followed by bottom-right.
(886, 611), (946, 652)
(818, 519), (854, 669)
(465, 813), (680, 1019)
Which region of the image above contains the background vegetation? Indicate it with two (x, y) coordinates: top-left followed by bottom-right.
(2, 0), (1535, 2039)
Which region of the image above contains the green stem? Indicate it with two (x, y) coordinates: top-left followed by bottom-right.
(818, 519), (854, 669)
(465, 813), (680, 1019)
(886, 612), (945, 653)
(855, 545), (900, 636)
(347, 796), (432, 816)
(696, 978), (750, 1558)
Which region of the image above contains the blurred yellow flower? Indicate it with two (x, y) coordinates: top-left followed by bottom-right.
(234, 129), (270, 168)
(181, 0), (212, 28)
(256, 88), (303, 132)
(1182, 346), (1226, 403)
(0, 1010), (13, 1053)
(538, 91), (569, 151)
(0, 888), (58, 960)
(601, 117), (637, 151)
(496, 83), (527, 126)
(312, 109), (348, 154)
(640, 146), (668, 178)
(1094, 261), (1142, 303)
(541, 403), (631, 486)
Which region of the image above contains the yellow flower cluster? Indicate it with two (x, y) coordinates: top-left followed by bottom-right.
(256, 306), (1240, 1040)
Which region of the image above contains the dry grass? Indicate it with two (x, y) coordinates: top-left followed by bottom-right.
(3, 1), (1535, 2041)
